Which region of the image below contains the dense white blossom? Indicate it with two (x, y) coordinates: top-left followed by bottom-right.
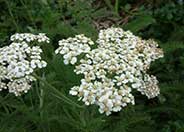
(138, 74), (160, 99)
(55, 34), (94, 65)
(56, 27), (164, 115)
(10, 33), (50, 43)
(0, 33), (49, 96)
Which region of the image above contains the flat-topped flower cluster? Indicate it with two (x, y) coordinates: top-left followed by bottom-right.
(0, 33), (49, 96)
(55, 27), (164, 115)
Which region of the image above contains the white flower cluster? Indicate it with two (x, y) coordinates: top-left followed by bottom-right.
(0, 33), (49, 96)
(55, 34), (94, 65)
(56, 27), (164, 115)
(11, 33), (50, 43)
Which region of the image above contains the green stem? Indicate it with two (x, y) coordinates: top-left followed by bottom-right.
(39, 85), (44, 120)
(39, 77), (46, 131)
(33, 74), (83, 108)
(115, 0), (119, 15)
(39, 88), (44, 110)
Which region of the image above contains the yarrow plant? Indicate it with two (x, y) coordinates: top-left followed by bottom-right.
(0, 33), (49, 96)
(55, 34), (94, 65)
(55, 27), (164, 115)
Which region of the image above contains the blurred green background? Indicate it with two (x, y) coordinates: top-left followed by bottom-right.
(0, 0), (184, 132)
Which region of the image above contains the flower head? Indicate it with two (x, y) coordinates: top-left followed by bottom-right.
(0, 33), (49, 96)
(56, 27), (164, 115)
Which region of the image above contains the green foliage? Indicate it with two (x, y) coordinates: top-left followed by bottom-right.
(141, 1), (184, 41)
(150, 41), (184, 82)
(0, 0), (184, 131)
(124, 14), (156, 33)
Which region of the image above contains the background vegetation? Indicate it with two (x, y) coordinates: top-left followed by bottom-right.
(0, 0), (184, 131)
